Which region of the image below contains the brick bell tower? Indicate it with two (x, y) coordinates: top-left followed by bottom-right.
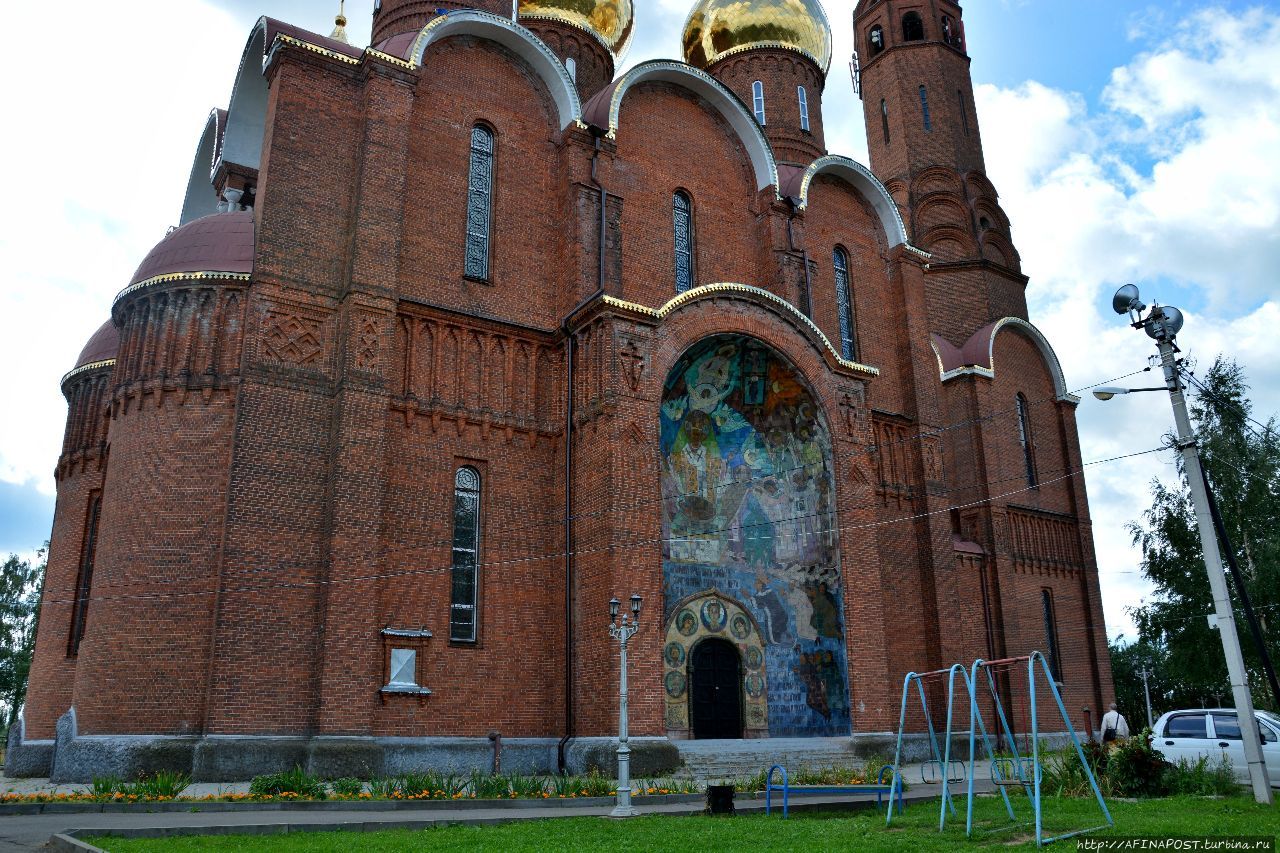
(854, 0), (1026, 332)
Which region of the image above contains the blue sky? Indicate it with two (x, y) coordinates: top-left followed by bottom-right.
(1, 1), (1278, 642)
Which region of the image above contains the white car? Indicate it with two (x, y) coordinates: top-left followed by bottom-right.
(1152, 709), (1280, 787)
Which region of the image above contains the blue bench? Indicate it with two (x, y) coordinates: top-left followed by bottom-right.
(764, 764), (904, 818)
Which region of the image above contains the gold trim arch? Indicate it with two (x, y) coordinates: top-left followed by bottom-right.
(662, 589), (768, 739)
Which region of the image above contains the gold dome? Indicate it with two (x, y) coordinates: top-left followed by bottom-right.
(519, 0), (635, 60)
(682, 0), (832, 72)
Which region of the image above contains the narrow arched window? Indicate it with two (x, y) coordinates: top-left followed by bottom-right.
(752, 80), (766, 125)
(673, 191), (694, 293)
(880, 99), (890, 144)
(958, 89), (969, 136)
(1041, 589), (1062, 681)
(919, 85), (932, 131)
(68, 492), (102, 657)
(797, 86), (810, 132)
(1016, 393), (1038, 487)
(833, 247), (857, 360)
(903, 12), (924, 41)
(565, 56), (576, 81)
(464, 125), (494, 281)
(868, 25), (885, 56)
(450, 466), (482, 642)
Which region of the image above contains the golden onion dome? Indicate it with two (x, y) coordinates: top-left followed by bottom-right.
(681, 0), (832, 72)
(519, 0), (635, 60)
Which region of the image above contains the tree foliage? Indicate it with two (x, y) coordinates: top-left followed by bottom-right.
(1128, 359), (1280, 712)
(0, 545), (45, 733)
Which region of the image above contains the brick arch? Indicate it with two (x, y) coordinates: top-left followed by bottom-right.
(794, 156), (908, 248)
(408, 11), (582, 129)
(647, 283), (879, 384)
(584, 61), (778, 192)
(911, 165), (962, 197)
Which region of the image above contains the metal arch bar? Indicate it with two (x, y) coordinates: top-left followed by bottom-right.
(967, 658), (1024, 837)
(765, 764), (788, 817)
(887, 670), (950, 826)
(1028, 651), (1113, 846)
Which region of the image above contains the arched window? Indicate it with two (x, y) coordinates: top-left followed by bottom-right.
(833, 247), (857, 360)
(752, 80), (766, 125)
(68, 492), (102, 657)
(1041, 589), (1062, 681)
(565, 56), (576, 81)
(902, 12), (924, 42)
(673, 191), (694, 293)
(919, 85), (932, 131)
(797, 85), (810, 132)
(868, 25), (885, 56)
(957, 89), (969, 136)
(1016, 393), (1038, 487)
(449, 466), (482, 642)
(464, 125), (494, 281)
(880, 98), (890, 145)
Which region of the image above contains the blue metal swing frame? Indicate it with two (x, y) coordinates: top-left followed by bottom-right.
(887, 651), (1113, 847)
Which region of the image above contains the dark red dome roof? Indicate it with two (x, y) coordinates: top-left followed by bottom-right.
(72, 320), (120, 371)
(130, 211), (255, 285)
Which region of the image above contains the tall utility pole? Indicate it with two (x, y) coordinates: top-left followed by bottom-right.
(1139, 668), (1153, 729)
(1153, 313), (1272, 804)
(1102, 287), (1273, 805)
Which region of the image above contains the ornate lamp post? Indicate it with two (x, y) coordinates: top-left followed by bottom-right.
(608, 594), (642, 818)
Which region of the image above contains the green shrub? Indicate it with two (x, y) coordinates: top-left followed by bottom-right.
(470, 770), (512, 799)
(131, 770), (191, 800)
(1104, 730), (1171, 798)
(368, 776), (400, 798)
(1165, 755), (1238, 796)
(507, 774), (547, 798)
(249, 766), (327, 800)
(329, 777), (363, 797)
(91, 775), (123, 800)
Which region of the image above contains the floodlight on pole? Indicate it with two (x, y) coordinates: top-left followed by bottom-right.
(1102, 283), (1273, 805)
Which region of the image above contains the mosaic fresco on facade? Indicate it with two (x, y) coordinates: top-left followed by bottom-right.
(660, 336), (851, 737)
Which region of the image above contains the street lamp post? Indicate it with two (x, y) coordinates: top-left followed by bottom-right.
(1139, 667), (1153, 729)
(1101, 285), (1273, 805)
(608, 594), (642, 818)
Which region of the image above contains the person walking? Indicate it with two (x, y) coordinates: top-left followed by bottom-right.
(1101, 702), (1130, 746)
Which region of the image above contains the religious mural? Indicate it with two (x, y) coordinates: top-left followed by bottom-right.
(660, 336), (851, 737)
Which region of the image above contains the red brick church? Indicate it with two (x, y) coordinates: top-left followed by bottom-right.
(10, 0), (1114, 780)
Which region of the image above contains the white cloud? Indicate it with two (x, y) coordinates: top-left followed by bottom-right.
(0, 1), (244, 491)
(975, 6), (1280, 640)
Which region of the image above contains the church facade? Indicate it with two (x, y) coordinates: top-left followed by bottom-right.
(10, 0), (1114, 780)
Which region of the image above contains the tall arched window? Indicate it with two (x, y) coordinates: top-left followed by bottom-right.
(797, 86), (810, 131)
(464, 125), (494, 281)
(902, 12), (924, 41)
(450, 466), (482, 642)
(752, 80), (766, 125)
(68, 492), (102, 657)
(1016, 393), (1038, 487)
(673, 191), (694, 293)
(565, 56), (576, 81)
(880, 98), (890, 144)
(957, 89), (969, 136)
(919, 85), (932, 131)
(833, 248), (857, 360)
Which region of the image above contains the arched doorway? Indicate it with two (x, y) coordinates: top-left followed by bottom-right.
(690, 638), (743, 739)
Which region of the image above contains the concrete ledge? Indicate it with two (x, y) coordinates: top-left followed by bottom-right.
(377, 737), (559, 776)
(52, 736), (199, 785)
(193, 737), (310, 783)
(565, 737), (681, 777)
(5, 712), (54, 778)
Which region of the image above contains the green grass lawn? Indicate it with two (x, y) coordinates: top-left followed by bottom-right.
(87, 794), (1280, 852)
